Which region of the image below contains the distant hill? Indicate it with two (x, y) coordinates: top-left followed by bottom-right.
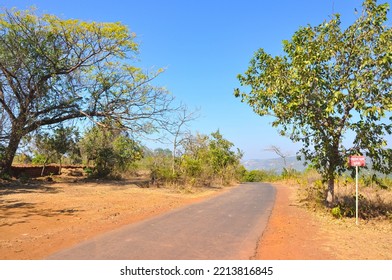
(242, 156), (391, 177)
(242, 156), (306, 173)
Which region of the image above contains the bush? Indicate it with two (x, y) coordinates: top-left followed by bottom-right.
(331, 205), (342, 219)
(31, 153), (48, 165)
(281, 167), (300, 179)
(241, 169), (280, 182)
(298, 179), (326, 208)
(80, 125), (143, 178)
(335, 192), (392, 219)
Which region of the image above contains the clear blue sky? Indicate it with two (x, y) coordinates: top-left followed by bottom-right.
(2, 0), (391, 160)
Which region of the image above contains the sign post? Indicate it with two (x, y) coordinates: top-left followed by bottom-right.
(355, 165), (359, 225)
(348, 155), (366, 225)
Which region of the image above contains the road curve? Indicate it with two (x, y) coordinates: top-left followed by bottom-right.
(47, 183), (276, 260)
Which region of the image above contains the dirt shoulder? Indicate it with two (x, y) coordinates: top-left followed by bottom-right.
(256, 182), (392, 260)
(0, 179), (223, 260)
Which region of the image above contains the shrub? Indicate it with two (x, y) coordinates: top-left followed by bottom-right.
(241, 169), (280, 182)
(331, 205), (342, 219)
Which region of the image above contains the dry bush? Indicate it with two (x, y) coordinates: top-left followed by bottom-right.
(334, 179), (392, 220)
(296, 171), (392, 220)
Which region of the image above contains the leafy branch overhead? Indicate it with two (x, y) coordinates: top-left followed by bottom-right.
(235, 0), (392, 205)
(0, 8), (174, 174)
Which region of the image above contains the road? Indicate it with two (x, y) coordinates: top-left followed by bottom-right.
(47, 183), (276, 260)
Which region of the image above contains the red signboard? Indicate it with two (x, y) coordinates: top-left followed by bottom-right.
(348, 156), (366, 167)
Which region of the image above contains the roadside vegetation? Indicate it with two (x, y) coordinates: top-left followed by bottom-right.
(6, 126), (244, 189)
(296, 169), (392, 221)
(240, 165), (392, 221)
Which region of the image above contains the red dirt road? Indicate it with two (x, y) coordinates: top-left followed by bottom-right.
(255, 183), (335, 259)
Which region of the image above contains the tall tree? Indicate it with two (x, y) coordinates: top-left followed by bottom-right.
(0, 8), (173, 175)
(235, 0), (392, 205)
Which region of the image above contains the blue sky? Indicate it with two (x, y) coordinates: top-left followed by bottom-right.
(2, 0), (391, 160)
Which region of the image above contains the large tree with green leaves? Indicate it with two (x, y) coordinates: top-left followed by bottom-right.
(235, 0), (392, 205)
(0, 8), (172, 175)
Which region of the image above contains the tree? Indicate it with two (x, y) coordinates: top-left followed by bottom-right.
(80, 124), (143, 177)
(208, 130), (243, 184)
(235, 0), (392, 205)
(165, 104), (199, 175)
(32, 125), (79, 175)
(179, 131), (243, 186)
(0, 8), (173, 175)
(265, 145), (289, 168)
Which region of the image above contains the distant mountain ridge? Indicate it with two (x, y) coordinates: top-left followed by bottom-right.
(242, 156), (389, 176)
(242, 156), (306, 173)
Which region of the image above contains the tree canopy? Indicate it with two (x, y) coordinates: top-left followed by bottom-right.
(0, 8), (173, 175)
(235, 0), (392, 205)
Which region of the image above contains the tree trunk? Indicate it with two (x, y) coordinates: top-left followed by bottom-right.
(41, 157), (48, 177)
(0, 128), (23, 176)
(326, 177), (335, 207)
(59, 156), (62, 175)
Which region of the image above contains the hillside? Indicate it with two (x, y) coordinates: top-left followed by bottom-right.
(242, 156), (306, 173)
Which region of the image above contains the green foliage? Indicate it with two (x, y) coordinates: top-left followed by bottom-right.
(181, 130), (243, 186)
(235, 0), (392, 204)
(281, 167), (300, 179)
(80, 124), (143, 178)
(241, 169), (280, 182)
(331, 205), (343, 219)
(147, 148), (177, 185)
(181, 155), (203, 178)
(147, 131), (243, 187)
(362, 174), (391, 190)
(33, 126), (80, 166)
(12, 153), (32, 164)
(83, 167), (93, 176)
(31, 153), (47, 165)
(209, 131), (239, 174)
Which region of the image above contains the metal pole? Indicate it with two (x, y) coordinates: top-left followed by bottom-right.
(356, 165), (359, 226)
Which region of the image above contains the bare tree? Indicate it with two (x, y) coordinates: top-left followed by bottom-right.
(265, 145), (290, 168)
(165, 104), (200, 175)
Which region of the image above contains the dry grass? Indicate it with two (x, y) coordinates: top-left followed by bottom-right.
(294, 171), (392, 220)
(334, 179), (392, 220)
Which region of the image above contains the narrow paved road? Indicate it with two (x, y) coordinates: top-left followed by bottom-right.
(47, 183), (276, 260)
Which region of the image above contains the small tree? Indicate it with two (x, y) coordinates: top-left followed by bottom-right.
(235, 0), (392, 205)
(32, 125), (79, 175)
(80, 124), (143, 177)
(165, 105), (199, 176)
(180, 133), (211, 185)
(179, 131), (243, 186)
(32, 133), (55, 175)
(208, 130), (243, 184)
